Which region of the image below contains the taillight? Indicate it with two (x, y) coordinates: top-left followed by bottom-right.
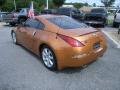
(57, 34), (85, 47)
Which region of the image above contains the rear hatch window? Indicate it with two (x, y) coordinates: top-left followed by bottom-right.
(47, 16), (87, 29)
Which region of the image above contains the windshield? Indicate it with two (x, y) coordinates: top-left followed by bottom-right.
(47, 16), (87, 29)
(91, 8), (106, 13)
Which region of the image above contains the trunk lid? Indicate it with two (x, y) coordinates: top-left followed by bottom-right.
(58, 27), (98, 37)
(58, 27), (103, 51)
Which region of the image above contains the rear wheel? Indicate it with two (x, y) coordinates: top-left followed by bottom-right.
(41, 46), (57, 70)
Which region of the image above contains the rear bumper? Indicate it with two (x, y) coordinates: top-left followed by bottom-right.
(114, 18), (120, 23)
(84, 21), (104, 25)
(56, 45), (107, 70)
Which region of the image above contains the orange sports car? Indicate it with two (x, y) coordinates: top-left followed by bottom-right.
(11, 15), (107, 70)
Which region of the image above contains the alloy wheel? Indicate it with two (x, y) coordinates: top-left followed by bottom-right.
(42, 47), (54, 68)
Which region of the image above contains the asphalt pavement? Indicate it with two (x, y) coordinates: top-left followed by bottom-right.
(0, 23), (120, 90)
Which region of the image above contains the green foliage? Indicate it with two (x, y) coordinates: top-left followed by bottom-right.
(93, 3), (96, 7)
(0, 0), (6, 6)
(1, 0), (14, 11)
(0, 0), (57, 11)
(101, 0), (115, 7)
(52, 0), (66, 8)
(84, 3), (89, 6)
(0, 0), (47, 11)
(49, 0), (56, 9)
(74, 3), (84, 9)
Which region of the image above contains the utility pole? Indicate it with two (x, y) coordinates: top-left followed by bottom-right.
(46, 0), (48, 9)
(14, 0), (16, 10)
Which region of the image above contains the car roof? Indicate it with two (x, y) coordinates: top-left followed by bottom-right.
(92, 7), (105, 9)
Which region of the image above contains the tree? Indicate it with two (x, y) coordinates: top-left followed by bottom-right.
(84, 3), (89, 6)
(101, 0), (115, 7)
(0, 0), (7, 10)
(53, 0), (66, 8)
(1, 0), (46, 11)
(93, 3), (96, 7)
(0, 0), (56, 11)
(74, 3), (84, 9)
(0, 0), (6, 6)
(49, 0), (56, 9)
(1, 0), (14, 11)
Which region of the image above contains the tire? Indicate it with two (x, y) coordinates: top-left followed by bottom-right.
(11, 31), (17, 44)
(113, 22), (119, 28)
(9, 22), (16, 26)
(41, 46), (57, 70)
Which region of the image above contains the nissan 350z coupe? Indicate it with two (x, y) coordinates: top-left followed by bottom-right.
(11, 15), (107, 70)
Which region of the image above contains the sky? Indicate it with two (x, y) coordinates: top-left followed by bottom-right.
(66, 0), (120, 6)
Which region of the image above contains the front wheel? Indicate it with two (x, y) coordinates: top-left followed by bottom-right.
(41, 46), (57, 70)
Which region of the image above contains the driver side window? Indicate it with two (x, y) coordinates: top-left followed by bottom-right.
(24, 19), (32, 27)
(24, 19), (45, 30)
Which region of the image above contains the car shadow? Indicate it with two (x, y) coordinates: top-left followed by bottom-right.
(54, 60), (97, 74)
(16, 44), (97, 74)
(18, 44), (42, 62)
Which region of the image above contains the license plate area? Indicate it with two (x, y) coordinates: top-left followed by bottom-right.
(93, 42), (100, 49)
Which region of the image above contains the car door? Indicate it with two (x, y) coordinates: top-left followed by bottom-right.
(20, 19), (41, 51)
(23, 19), (44, 51)
(116, 10), (120, 21)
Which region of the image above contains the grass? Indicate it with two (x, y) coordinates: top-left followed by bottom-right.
(107, 19), (113, 25)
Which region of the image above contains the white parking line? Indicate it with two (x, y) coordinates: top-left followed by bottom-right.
(102, 30), (120, 48)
